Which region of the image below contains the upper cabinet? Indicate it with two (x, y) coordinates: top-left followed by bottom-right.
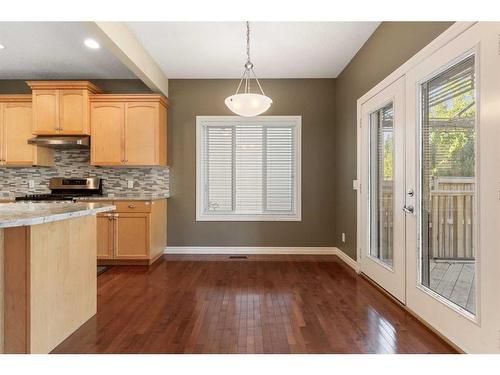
(27, 81), (102, 135)
(90, 95), (168, 167)
(0, 95), (53, 167)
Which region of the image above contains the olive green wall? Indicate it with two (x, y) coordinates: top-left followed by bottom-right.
(167, 79), (336, 246)
(334, 22), (454, 260)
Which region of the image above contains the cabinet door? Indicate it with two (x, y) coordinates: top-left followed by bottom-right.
(91, 103), (124, 165)
(32, 90), (58, 134)
(0, 103), (4, 164)
(3, 102), (34, 166)
(124, 103), (158, 165)
(97, 214), (114, 260)
(59, 90), (89, 135)
(114, 213), (149, 259)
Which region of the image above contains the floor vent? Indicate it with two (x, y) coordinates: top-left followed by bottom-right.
(228, 255), (248, 259)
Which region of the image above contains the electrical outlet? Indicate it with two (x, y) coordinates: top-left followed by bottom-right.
(28, 180), (35, 189)
(127, 179), (134, 189)
(341, 232), (346, 243)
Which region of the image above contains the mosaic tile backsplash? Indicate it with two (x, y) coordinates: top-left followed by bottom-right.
(0, 149), (169, 197)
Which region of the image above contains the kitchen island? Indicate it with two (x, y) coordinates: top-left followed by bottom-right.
(0, 202), (115, 354)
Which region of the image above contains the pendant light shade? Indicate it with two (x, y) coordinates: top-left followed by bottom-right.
(225, 22), (272, 117)
(225, 93), (272, 117)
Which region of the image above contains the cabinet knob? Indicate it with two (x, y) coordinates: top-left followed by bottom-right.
(128, 204), (135, 209)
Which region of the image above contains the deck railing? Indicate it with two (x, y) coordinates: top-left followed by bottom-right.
(429, 178), (475, 259)
(380, 177), (475, 261)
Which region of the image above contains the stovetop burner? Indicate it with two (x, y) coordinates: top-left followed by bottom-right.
(15, 193), (102, 201)
(15, 177), (104, 202)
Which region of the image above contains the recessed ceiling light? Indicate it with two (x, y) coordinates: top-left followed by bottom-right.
(0, 44), (6, 50)
(84, 38), (100, 49)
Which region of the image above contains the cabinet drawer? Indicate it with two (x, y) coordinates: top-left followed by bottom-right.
(114, 201), (151, 213)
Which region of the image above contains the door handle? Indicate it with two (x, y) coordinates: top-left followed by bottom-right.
(402, 205), (414, 214)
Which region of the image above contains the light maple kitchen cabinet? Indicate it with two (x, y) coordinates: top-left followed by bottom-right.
(114, 213), (150, 259)
(91, 199), (167, 265)
(90, 95), (168, 166)
(96, 213), (114, 260)
(0, 95), (53, 167)
(27, 81), (102, 135)
(90, 103), (124, 165)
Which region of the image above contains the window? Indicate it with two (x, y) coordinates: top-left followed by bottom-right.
(196, 116), (301, 221)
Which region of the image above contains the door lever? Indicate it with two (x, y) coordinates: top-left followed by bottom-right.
(402, 205), (415, 214)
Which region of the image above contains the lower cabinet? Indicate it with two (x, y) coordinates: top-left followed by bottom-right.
(114, 213), (149, 260)
(95, 199), (167, 265)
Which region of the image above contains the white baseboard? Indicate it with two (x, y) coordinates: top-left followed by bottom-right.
(333, 247), (360, 273)
(165, 246), (337, 255)
(164, 246), (359, 272)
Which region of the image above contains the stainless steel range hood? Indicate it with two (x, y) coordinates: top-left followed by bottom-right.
(28, 136), (90, 149)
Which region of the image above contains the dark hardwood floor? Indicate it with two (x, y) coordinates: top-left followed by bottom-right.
(52, 255), (456, 354)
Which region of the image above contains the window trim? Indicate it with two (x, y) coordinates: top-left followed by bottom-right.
(196, 116), (302, 222)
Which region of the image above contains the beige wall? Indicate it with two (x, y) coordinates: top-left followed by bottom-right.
(167, 79), (336, 247)
(334, 22), (454, 259)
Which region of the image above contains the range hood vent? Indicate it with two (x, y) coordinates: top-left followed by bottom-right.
(28, 136), (90, 149)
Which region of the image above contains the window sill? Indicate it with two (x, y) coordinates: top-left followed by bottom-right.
(196, 214), (302, 222)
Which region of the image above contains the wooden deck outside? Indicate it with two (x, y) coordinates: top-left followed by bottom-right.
(429, 259), (475, 314)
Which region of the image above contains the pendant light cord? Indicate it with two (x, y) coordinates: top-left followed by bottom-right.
(234, 21), (266, 96)
(246, 21), (251, 65)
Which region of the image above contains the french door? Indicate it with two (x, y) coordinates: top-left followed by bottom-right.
(359, 77), (406, 303)
(405, 23), (500, 353)
(360, 23), (500, 352)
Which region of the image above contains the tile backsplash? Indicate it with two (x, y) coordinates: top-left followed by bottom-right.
(0, 149), (169, 197)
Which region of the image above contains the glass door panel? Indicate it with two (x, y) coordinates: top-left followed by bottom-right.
(369, 103), (394, 268)
(420, 55), (476, 315)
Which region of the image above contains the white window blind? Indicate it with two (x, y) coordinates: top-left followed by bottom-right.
(197, 116), (301, 221)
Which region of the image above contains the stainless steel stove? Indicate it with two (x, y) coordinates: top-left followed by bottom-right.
(16, 177), (103, 201)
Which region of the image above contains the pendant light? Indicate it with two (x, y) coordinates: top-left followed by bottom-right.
(225, 21), (273, 117)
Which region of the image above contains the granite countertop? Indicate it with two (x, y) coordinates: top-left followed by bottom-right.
(0, 193), (170, 202)
(74, 193), (169, 201)
(0, 202), (116, 228)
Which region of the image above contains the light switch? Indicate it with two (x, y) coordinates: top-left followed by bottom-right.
(127, 179), (134, 189)
(352, 179), (359, 190)
(28, 180), (35, 189)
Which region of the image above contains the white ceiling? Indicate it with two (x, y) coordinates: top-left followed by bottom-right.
(127, 22), (380, 79)
(0, 22), (135, 79)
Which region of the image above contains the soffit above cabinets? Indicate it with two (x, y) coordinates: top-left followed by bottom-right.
(126, 22), (380, 79)
(0, 22), (136, 79)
